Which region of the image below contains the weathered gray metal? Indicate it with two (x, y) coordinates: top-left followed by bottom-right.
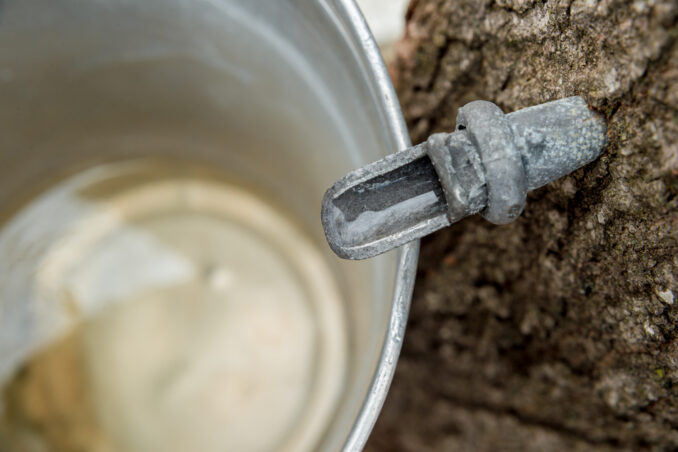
(322, 96), (608, 260)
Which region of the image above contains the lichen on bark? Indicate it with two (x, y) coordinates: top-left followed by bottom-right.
(368, 1), (678, 451)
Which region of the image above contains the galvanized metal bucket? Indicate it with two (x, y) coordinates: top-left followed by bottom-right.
(0, 0), (416, 450)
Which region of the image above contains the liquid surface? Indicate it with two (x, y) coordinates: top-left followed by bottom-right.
(0, 162), (347, 452)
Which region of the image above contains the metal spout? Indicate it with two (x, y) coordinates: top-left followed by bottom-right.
(322, 96), (608, 260)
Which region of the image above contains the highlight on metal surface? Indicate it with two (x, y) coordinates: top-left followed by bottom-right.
(322, 96), (608, 260)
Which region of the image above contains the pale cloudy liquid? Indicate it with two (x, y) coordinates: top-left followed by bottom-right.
(0, 162), (347, 452)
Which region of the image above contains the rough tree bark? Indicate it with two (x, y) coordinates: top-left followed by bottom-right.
(366, 1), (677, 451)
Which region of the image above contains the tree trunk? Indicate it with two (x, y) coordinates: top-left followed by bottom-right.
(366, 1), (678, 451)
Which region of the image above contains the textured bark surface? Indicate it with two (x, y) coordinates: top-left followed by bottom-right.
(367, 1), (678, 451)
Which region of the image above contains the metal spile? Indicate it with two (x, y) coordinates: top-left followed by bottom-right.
(322, 96), (608, 259)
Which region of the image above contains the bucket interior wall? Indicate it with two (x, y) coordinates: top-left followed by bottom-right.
(0, 0), (402, 449)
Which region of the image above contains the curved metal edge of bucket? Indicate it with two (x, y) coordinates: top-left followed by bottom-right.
(323, 1), (420, 450)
